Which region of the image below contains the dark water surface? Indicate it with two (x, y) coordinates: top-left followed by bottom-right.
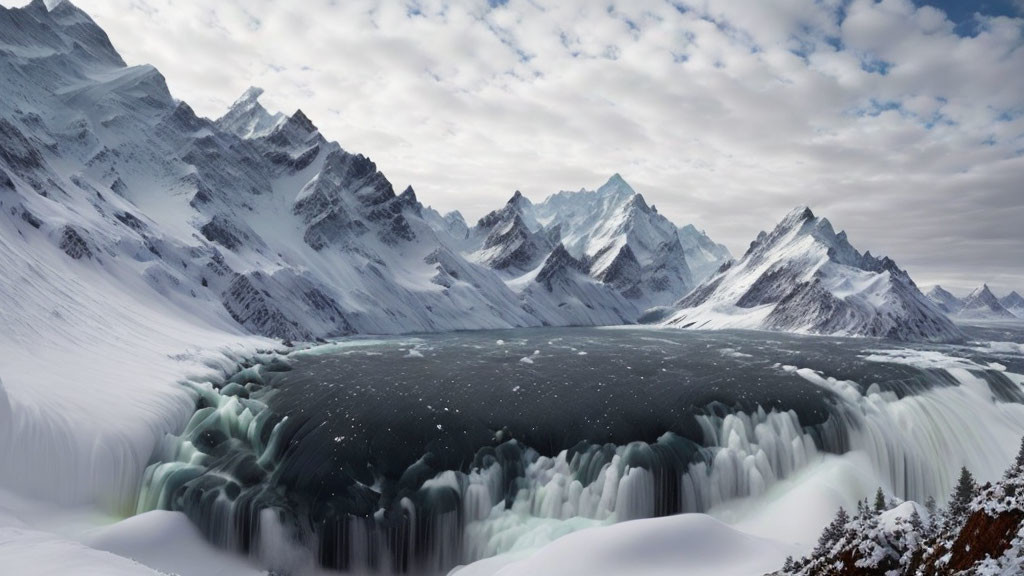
(267, 328), (929, 483)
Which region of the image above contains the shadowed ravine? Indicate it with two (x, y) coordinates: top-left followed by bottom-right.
(136, 327), (1024, 574)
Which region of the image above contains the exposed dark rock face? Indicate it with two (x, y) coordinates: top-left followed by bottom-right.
(223, 272), (308, 341)
(19, 208), (42, 229)
(0, 169), (15, 190)
(292, 149), (414, 249)
(58, 225), (91, 259)
(735, 262), (805, 308)
(114, 210), (146, 233)
(482, 213), (550, 271)
(200, 216), (247, 252)
(473, 192), (553, 272)
(941, 509), (1023, 573)
(536, 244), (587, 291)
(593, 244), (641, 293)
(0, 118), (46, 174)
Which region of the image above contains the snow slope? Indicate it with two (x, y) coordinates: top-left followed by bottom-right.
(0, 527), (165, 576)
(661, 207), (964, 342)
(452, 514), (796, 576)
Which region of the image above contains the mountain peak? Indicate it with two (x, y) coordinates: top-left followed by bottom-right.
(399, 185), (417, 204)
(47, 0), (86, 18)
(536, 243), (587, 289)
(969, 283), (995, 298)
(508, 189), (532, 208)
(626, 193), (651, 213)
(961, 283), (1016, 318)
(1001, 290), (1024, 312)
(232, 86), (265, 107)
(14, 0), (125, 66)
(288, 109), (317, 133)
(217, 86), (285, 139)
(597, 173), (635, 198)
(784, 205), (815, 224)
(670, 207), (963, 342)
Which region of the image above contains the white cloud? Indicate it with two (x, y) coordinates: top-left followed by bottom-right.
(9, 0), (1024, 293)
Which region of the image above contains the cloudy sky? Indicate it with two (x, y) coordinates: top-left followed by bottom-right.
(18, 0), (1024, 293)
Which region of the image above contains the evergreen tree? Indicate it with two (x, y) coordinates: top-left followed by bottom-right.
(924, 495), (940, 538)
(874, 487), (887, 512)
(909, 507), (924, 534)
(782, 555), (796, 572)
(815, 506), (849, 556)
(1006, 435), (1024, 479)
(1017, 436), (1024, 469)
(948, 466), (977, 521)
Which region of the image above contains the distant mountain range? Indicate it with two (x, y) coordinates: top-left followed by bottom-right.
(926, 284), (1024, 320)
(0, 0), (1005, 344)
(658, 207), (964, 343)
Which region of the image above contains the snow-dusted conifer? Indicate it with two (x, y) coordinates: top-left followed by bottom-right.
(874, 487), (887, 512)
(948, 466), (977, 522)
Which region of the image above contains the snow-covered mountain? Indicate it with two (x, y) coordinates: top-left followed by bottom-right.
(661, 207), (963, 342)
(958, 284), (1017, 320)
(1001, 291), (1024, 318)
(426, 174), (732, 311)
(470, 191), (555, 272)
(927, 285), (1022, 320)
(422, 205), (469, 241)
(0, 0), (649, 343)
(677, 223), (733, 281)
(926, 285), (964, 315)
(532, 174), (700, 306)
